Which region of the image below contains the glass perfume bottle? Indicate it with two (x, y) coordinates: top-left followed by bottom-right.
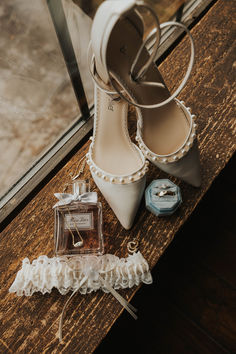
(54, 180), (104, 256)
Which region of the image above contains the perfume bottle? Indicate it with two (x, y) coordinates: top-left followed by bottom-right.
(54, 180), (104, 256)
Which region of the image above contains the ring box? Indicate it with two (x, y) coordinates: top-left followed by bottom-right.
(145, 179), (182, 216)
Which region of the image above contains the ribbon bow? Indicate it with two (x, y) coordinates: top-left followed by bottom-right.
(53, 192), (97, 208)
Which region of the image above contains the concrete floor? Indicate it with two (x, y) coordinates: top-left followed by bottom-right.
(0, 0), (92, 198)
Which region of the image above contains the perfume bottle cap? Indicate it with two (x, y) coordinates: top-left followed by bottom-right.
(72, 179), (90, 195)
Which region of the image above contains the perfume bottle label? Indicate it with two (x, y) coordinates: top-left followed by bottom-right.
(65, 212), (94, 230)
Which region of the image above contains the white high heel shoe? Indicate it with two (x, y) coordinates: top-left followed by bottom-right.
(87, 4), (148, 229)
(87, 87), (147, 229)
(90, 0), (201, 188)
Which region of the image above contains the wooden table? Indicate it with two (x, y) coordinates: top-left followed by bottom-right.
(0, 0), (235, 352)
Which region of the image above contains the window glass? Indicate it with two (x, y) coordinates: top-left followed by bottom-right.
(0, 0), (84, 198)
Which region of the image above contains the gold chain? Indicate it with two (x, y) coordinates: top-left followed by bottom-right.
(70, 155), (87, 181)
(60, 208), (84, 248)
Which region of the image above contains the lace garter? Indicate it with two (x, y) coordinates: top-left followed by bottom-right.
(9, 252), (152, 296)
(9, 252), (152, 340)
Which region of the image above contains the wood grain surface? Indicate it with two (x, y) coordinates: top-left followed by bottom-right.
(0, 0), (235, 353)
(97, 157), (236, 353)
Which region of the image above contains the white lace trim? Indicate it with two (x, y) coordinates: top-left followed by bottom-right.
(9, 252), (153, 296)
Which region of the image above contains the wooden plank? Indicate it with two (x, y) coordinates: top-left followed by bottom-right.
(0, 0), (235, 352)
(97, 157), (235, 354)
(157, 259), (236, 352)
(96, 284), (229, 354)
(154, 157), (236, 352)
(167, 155), (236, 288)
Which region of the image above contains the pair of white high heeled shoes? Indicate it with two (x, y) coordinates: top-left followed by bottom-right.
(86, 0), (201, 230)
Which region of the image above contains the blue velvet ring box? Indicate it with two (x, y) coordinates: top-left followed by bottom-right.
(145, 179), (182, 216)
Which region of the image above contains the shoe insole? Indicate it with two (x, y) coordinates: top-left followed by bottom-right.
(93, 86), (143, 175)
(106, 17), (190, 156)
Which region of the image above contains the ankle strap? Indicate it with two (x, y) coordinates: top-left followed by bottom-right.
(90, 0), (160, 84)
(90, 1), (195, 109)
(109, 21), (195, 109)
